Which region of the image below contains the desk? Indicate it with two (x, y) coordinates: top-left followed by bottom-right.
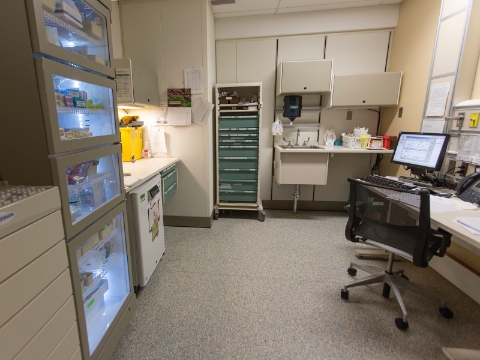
(122, 157), (179, 193)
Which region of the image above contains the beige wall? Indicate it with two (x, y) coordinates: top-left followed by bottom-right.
(380, 0), (442, 177)
(471, 56), (480, 99)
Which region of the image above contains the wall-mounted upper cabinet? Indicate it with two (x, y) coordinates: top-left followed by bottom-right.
(276, 60), (333, 96)
(114, 58), (160, 108)
(328, 72), (402, 108)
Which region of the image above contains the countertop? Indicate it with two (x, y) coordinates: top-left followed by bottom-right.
(122, 157), (179, 192)
(274, 144), (394, 154)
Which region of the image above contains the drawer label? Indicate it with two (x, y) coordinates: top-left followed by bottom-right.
(0, 211), (15, 225)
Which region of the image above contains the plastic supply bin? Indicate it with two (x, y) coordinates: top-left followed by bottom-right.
(120, 127), (143, 162)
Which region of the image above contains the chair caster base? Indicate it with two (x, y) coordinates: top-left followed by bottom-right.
(439, 306), (454, 319)
(395, 318), (409, 330)
(341, 289), (349, 300)
(347, 267), (357, 276)
(382, 283), (391, 298)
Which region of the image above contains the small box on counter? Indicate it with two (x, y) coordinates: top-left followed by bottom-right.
(65, 88), (81, 98)
(98, 222), (112, 240)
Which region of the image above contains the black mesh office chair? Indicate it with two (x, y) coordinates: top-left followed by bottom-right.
(341, 177), (454, 330)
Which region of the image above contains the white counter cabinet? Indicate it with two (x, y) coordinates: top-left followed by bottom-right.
(276, 59), (332, 96)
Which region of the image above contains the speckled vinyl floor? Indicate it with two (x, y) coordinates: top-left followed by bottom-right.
(112, 210), (480, 360)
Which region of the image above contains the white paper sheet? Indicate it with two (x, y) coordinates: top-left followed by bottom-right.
(457, 134), (480, 162)
(430, 195), (479, 213)
(192, 98), (214, 127)
(115, 68), (132, 103)
(455, 218), (480, 235)
(147, 126), (168, 153)
(184, 67), (204, 94)
(425, 82), (450, 117)
(421, 118), (446, 133)
(167, 107), (191, 126)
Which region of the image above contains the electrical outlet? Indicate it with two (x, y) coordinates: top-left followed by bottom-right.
(346, 111), (353, 120)
(398, 107), (403, 118)
(470, 113), (479, 128)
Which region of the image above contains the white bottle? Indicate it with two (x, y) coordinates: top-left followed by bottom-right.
(143, 140), (151, 158)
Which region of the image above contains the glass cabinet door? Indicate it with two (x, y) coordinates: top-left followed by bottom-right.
(51, 144), (125, 239)
(35, 57), (119, 154)
(67, 203), (133, 358)
(26, 0), (114, 77)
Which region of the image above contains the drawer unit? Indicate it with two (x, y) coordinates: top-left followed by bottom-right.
(219, 146), (259, 157)
(215, 83), (265, 221)
(219, 158), (258, 169)
(160, 163), (178, 204)
(219, 180), (258, 191)
(163, 181), (177, 204)
(219, 169), (258, 181)
(218, 115), (259, 128)
(219, 139), (259, 145)
(219, 190), (257, 202)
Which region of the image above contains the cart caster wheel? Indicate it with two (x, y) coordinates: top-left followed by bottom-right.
(341, 289), (349, 300)
(439, 306), (454, 319)
(347, 267), (357, 276)
(214, 209), (219, 220)
(258, 211), (266, 222)
(400, 274), (409, 281)
(382, 283), (391, 298)
(395, 318), (409, 330)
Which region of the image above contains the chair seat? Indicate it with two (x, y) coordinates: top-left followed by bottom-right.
(355, 221), (419, 256)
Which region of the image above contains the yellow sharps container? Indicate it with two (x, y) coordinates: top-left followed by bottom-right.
(120, 127), (143, 162)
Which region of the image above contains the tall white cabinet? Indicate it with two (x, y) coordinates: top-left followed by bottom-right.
(214, 82), (266, 221)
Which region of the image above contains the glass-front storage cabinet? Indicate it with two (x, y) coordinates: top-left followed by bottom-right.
(51, 144), (125, 239)
(67, 202), (134, 359)
(26, 0), (114, 77)
(35, 57), (119, 154)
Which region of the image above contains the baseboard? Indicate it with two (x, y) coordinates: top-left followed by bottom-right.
(430, 255), (480, 305)
(163, 215), (213, 228)
(262, 200), (348, 212)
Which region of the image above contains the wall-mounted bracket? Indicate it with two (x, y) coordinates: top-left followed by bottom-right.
(445, 113), (465, 128)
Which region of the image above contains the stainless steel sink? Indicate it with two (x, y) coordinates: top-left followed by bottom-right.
(279, 145), (324, 149)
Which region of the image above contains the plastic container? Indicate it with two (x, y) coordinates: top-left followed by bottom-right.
(342, 134), (371, 149)
(120, 127), (143, 162)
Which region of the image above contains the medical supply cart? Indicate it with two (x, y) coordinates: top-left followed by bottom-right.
(214, 82), (266, 221)
(1, 1), (136, 359)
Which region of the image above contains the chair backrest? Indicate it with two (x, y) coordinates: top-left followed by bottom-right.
(345, 177), (435, 268)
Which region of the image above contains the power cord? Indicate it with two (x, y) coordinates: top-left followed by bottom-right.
(371, 154), (384, 175)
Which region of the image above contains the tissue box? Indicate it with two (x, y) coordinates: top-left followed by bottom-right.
(83, 20), (102, 39)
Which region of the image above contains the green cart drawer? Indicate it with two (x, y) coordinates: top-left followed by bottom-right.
(219, 146), (258, 157)
(218, 133), (259, 140)
(219, 180), (257, 191)
(219, 190), (257, 202)
(218, 139), (259, 145)
(163, 182), (177, 204)
(218, 118), (259, 128)
(162, 168), (177, 190)
(219, 158), (258, 169)
(160, 164), (176, 177)
(219, 169), (258, 181)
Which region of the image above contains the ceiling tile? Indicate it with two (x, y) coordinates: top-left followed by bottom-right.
(277, 1), (382, 14)
(278, 0), (379, 8)
(211, 0), (279, 14)
(214, 9), (277, 18)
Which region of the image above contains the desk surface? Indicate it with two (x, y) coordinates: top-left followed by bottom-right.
(274, 144), (394, 154)
(431, 209), (480, 256)
(122, 157), (179, 192)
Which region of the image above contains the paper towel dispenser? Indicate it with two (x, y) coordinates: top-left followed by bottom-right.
(114, 58), (160, 108)
(283, 95), (302, 122)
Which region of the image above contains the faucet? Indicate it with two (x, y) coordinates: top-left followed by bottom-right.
(295, 129), (300, 146)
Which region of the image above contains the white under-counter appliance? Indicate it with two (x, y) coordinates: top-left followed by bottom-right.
(129, 175), (165, 287)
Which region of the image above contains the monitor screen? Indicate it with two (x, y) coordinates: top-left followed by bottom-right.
(391, 132), (450, 171)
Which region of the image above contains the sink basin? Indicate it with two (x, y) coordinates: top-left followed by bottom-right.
(279, 145), (324, 149)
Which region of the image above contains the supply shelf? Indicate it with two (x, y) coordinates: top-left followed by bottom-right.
(215, 83), (265, 221)
(68, 173), (112, 196)
(77, 228), (118, 268)
(44, 10), (103, 46)
(82, 252), (121, 301)
(57, 106), (108, 115)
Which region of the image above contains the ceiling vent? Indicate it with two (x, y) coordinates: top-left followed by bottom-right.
(211, 0), (236, 5)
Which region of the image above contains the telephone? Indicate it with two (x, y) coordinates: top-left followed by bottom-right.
(455, 172), (480, 204)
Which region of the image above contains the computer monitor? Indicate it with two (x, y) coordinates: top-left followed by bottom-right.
(391, 132), (450, 177)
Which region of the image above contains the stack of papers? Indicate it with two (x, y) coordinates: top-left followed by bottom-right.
(430, 195), (479, 213)
(455, 217), (480, 235)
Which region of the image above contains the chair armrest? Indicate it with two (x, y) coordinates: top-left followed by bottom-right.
(429, 228), (452, 258)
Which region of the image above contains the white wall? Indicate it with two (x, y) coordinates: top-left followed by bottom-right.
(215, 4), (399, 40)
(110, 1), (123, 59)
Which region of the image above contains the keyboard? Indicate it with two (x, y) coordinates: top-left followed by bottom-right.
(359, 175), (417, 190)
